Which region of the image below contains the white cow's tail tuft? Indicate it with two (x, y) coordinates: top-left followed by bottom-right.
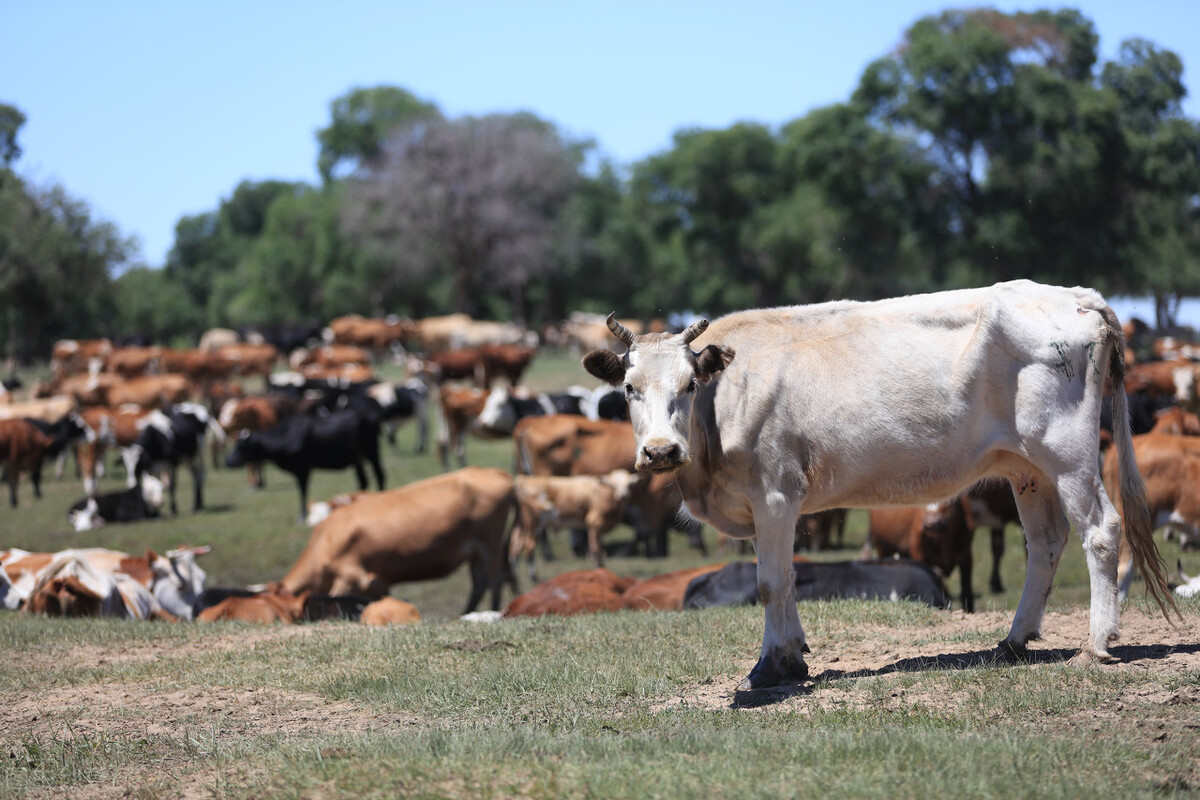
(1104, 306), (1179, 621)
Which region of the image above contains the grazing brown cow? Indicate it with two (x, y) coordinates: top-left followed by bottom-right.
(866, 498), (977, 612)
(502, 568), (635, 618)
(510, 470), (645, 571)
(360, 597), (422, 626)
(620, 563), (728, 611)
(326, 314), (409, 355)
(279, 467), (518, 613)
(197, 589), (310, 624)
(0, 418), (52, 506)
(966, 481), (1023, 594)
(291, 344), (371, 369)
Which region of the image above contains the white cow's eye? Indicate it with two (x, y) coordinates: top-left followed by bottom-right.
(624, 383), (634, 397)
(685, 379), (697, 394)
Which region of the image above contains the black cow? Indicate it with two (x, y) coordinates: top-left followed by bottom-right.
(585, 387), (630, 421)
(225, 408), (385, 519)
(24, 412), (93, 483)
(682, 559), (950, 610)
(68, 470), (165, 531)
(128, 403), (224, 515)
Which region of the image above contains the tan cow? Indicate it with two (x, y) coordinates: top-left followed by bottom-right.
(0, 395), (77, 424)
(1148, 406), (1200, 436)
(437, 386), (489, 470)
(325, 314), (409, 355)
(1104, 433), (1200, 598)
(197, 589), (310, 624)
(279, 467), (518, 614)
(585, 281), (1175, 689)
(105, 374), (192, 409)
(510, 469), (645, 571)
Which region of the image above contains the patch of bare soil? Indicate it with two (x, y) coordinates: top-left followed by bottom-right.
(654, 607), (1200, 714)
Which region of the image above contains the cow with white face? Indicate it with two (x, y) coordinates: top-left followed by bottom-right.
(585, 280), (1177, 690)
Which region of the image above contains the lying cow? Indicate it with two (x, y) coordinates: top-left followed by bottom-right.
(278, 467), (518, 614)
(510, 469), (644, 574)
(360, 597), (422, 626)
(502, 568), (636, 618)
(682, 559), (950, 610)
(865, 497), (976, 612)
(586, 282), (1175, 689)
(67, 470), (166, 531)
(197, 589), (311, 624)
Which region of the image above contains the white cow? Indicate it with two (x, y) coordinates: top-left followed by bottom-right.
(584, 280), (1177, 690)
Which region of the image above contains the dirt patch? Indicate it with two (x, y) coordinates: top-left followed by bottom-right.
(653, 607), (1200, 713)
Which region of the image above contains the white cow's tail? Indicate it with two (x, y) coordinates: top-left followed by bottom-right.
(1103, 306), (1178, 620)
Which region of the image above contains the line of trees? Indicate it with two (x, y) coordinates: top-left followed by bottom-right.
(2, 8), (1198, 363)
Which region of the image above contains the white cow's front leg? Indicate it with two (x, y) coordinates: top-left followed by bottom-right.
(740, 509), (809, 690)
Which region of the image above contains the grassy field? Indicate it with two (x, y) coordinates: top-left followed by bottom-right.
(2, 350), (1199, 798)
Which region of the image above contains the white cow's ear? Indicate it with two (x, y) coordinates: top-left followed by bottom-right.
(582, 349), (626, 385)
(695, 345), (735, 381)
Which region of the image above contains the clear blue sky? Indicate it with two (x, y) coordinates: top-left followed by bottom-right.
(5, 1), (1198, 269)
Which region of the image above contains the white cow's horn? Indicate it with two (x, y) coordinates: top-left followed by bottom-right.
(606, 313), (635, 346)
(682, 319), (709, 344)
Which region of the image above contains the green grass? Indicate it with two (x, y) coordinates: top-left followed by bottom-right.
(3, 350), (1200, 797)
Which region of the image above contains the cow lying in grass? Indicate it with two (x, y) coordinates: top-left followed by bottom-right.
(67, 471), (166, 531)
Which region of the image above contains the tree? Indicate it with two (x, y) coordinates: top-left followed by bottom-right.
(341, 112), (582, 320)
(317, 86), (441, 184)
(0, 103), (25, 167)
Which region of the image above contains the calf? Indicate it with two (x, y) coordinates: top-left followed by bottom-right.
(682, 559), (950, 610)
(67, 471), (165, 531)
(510, 469), (644, 573)
(225, 408), (385, 519)
(279, 467), (517, 613)
(360, 597), (422, 626)
(0, 418), (52, 507)
(866, 498), (976, 612)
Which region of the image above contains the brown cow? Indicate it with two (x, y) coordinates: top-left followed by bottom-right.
(437, 386), (489, 470)
(966, 480), (1023, 594)
(326, 314), (409, 355)
(620, 563), (728, 611)
(513, 414), (704, 557)
(50, 338), (112, 379)
(1104, 433), (1200, 597)
(291, 344), (370, 369)
(279, 467), (518, 613)
(502, 568), (635, 617)
(0, 419), (52, 506)
(53, 372), (124, 405)
(106, 346), (162, 379)
(75, 405), (155, 496)
(1149, 406), (1200, 436)
(213, 342), (279, 384)
(360, 597), (422, 626)
(105, 374), (193, 409)
(218, 395), (289, 487)
(479, 343), (537, 388)
(197, 589), (310, 624)
(510, 470), (645, 572)
(866, 497), (977, 612)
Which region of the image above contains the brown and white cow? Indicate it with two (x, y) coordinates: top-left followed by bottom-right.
(50, 338), (112, 379)
(279, 467), (518, 613)
(510, 469), (645, 572)
(585, 281), (1175, 689)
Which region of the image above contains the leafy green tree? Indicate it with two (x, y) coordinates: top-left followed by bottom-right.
(0, 103), (25, 167)
(317, 86), (441, 184)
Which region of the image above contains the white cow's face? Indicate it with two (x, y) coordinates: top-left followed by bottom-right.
(584, 316), (733, 474)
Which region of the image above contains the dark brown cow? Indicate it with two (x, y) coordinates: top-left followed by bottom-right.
(0, 418), (52, 506)
(279, 467), (518, 613)
(966, 481), (1023, 594)
(479, 344), (537, 388)
(866, 497), (977, 612)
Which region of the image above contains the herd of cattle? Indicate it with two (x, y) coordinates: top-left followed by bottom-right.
(1, 301), (1199, 634)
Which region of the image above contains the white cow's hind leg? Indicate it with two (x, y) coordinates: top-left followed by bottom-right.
(741, 499), (808, 690)
(1058, 472), (1122, 661)
(1003, 481), (1069, 658)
